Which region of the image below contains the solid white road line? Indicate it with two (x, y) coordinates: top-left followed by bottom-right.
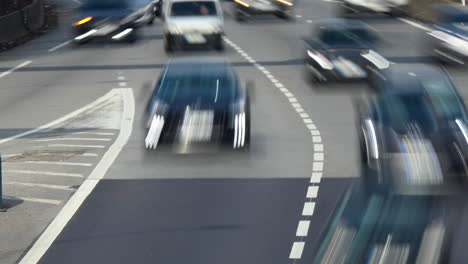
(4, 169), (84, 178)
(19, 88), (135, 264)
(35, 138), (112, 142)
(19, 197), (62, 205)
(302, 202), (316, 216)
(48, 40), (72, 52)
(0, 90), (119, 145)
(24, 161), (93, 167)
(289, 242), (305, 259)
(82, 153), (99, 157)
(5, 182), (73, 191)
(0, 61), (32, 79)
(296, 220), (311, 237)
(2, 154), (20, 158)
(398, 18), (430, 31)
(48, 144), (106, 148)
(73, 132), (115, 136)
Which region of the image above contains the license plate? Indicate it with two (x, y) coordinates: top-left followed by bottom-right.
(96, 25), (118, 36)
(184, 33), (206, 44)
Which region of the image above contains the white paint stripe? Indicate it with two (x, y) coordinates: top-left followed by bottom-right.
(74, 132), (115, 136)
(2, 154), (20, 158)
(296, 220), (311, 236)
(35, 138), (111, 142)
(0, 90), (119, 145)
(19, 88), (135, 264)
(302, 202), (316, 216)
(306, 20), (312, 23)
(314, 144), (324, 152)
(306, 124), (316, 129)
(82, 153), (98, 157)
(398, 18), (430, 31)
(119, 82), (127, 87)
(303, 119), (313, 124)
(262, 70), (270, 75)
(314, 152), (324, 161)
(24, 161), (92, 167)
(117, 76), (126, 81)
(275, 83), (284, 88)
(48, 40), (71, 52)
(19, 197), (62, 205)
(271, 78), (279, 83)
(266, 74), (274, 79)
(284, 92), (294, 97)
(311, 172), (322, 183)
(313, 136), (322, 143)
(307, 186), (319, 198)
(296, 15), (302, 18)
(295, 108), (305, 113)
(292, 103), (302, 109)
(48, 144), (106, 148)
(289, 97), (298, 103)
(5, 182), (73, 191)
(4, 169), (84, 178)
(313, 162), (324, 171)
(279, 87), (289, 93)
(300, 113), (309, 119)
(289, 242), (305, 259)
(311, 130), (320, 136)
(0, 61), (32, 79)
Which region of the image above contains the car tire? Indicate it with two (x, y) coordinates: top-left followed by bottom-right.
(214, 35), (224, 51)
(164, 34), (174, 53)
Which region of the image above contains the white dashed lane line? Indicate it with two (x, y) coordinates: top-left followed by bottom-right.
(48, 40), (72, 52)
(0, 61), (32, 79)
(223, 36), (325, 261)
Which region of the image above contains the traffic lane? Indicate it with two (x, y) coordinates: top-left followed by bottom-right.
(39, 178), (311, 264)
(222, 3), (363, 180)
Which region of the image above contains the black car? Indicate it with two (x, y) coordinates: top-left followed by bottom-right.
(72, 0), (158, 44)
(425, 4), (468, 64)
(358, 64), (468, 195)
(233, 0), (295, 22)
(313, 183), (456, 264)
(304, 19), (388, 83)
(145, 58), (252, 150)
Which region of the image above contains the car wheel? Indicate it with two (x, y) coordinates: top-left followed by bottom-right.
(214, 35), (224, 51)
(164, 35), (174, 53)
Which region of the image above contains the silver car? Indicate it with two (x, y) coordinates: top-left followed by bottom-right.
(162, 0), (225, 52)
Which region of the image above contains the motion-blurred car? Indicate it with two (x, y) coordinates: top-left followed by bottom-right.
(358, 64), (468, 195)
(304, 19), (389, 83)
(232, 0), (295, 22)
(425, 4), (468, 65)
(313, 183), (453, 264)
(339, 0), (408, 17)
(145, 57), (252, 150)
(162, 0), (224, 52)
(72, 0), (158, 44)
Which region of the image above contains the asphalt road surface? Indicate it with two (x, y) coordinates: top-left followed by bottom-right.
(0, 0), (467, 264)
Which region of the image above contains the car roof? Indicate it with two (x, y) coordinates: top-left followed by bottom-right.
(380, 64), (455, 95)
(165, 57), (234, 74)
(316, 18), (370, 30)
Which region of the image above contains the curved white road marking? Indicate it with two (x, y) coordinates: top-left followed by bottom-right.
(18, 88), (135, 264)
(223, 37), (325, 261)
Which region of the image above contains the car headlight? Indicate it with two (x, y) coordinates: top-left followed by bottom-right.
(307, 50), (334, 70)
(276, 0), (294, 6)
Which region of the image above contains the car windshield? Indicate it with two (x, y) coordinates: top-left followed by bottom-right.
(170, 1), (217, 16)
(318, 28), (362, 47)
(156, 65), (237, 105)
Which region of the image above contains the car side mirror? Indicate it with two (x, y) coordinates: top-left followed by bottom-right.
(246, 80), (255, 102)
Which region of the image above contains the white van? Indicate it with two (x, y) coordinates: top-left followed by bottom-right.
(162, 0), (224, 52)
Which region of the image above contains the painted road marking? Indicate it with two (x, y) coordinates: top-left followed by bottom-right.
(223, 36), (325, 261)
(0, 90), (118, 145)
(306, 20), (312, 23)
(24, 161), (93, 167)
(48, 144), (106, 148)
(117, 76), (126, 81)
(74, 132), (115, 136)
(4, 169), (84, 178)
(82, 153), (99, 157)
(35, 138), (111, 142)
(0, 61), (32, 79)
(48, 40), (72, 52)
(289, 242), (305, 259)
(398, 18), (430, 31)
(5, 182), (73, 191)
(119, 82), (127, 87)
(296, 220), (311, 237)
(302, 202), (315, 216)
(19, 197), (62, 205)
(19, 88), (135, 264)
